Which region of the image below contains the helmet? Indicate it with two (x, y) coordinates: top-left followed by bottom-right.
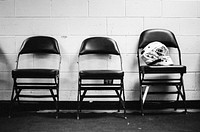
(141, 41), (173, 65)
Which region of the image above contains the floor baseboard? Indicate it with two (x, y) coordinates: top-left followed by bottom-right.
(1, 100), (200, 114)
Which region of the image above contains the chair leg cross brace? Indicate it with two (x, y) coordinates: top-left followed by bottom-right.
(9, 83), (59, 118)
(140, 84), (187, 115)
(142, 86), (150, 104)
(77, 86), (127, 120)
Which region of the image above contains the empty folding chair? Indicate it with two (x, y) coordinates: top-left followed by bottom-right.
(9, 36), (61, 118)
(77, 37), (126, 119)
(137, 29), (187, 115)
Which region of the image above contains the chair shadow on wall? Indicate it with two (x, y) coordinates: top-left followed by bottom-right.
(0, 46), (12, 98)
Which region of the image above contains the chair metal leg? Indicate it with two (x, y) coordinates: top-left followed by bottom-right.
(115, 89), (126, 119)
(77, 93), (80, 120)
(122, 87), (127, 119)
(56, 77), (60, 119)
(55, 90), (59, 119)
(140, 86), (144, 116)
(56, 99), (59, 119)
(179, 75), (187, 114)
(117, 90), (122, 112)
(14, 88), (21, 104)
(56, 90), (59, 119)
(49, 88), (59, 119)
(176, 83), (187, 114)
(9, 78), (22, 118)
(77, 80), (81, 120)
(181, 84), (187, 114)
(174, 85), (180, 111)
(9, 84), (15, 118)
(175, 94), (179, 111)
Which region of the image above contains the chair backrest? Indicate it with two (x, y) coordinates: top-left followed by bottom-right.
(16, 36), (61, 69)
(137, 29), (182, 65)
(78, 37), (122, 70)
(19, 36), (60, 55)
(79, 37), (120, 56)
(138, 29), (179, 49)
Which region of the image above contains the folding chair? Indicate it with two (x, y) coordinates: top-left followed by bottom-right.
(77, 37), (126, 119)
(137, 29), (187, 115)
(9, 36), (61, 118)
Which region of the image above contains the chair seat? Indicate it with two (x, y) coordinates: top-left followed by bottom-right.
(79, 70), (124, 79)
(12, 69), (59, 78)
(141, 65), (186, 74)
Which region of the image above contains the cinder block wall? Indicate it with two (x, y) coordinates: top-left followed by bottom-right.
(0, 0), (200, 101)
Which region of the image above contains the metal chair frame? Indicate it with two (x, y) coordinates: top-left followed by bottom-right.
(9, 36), (61, 118)
(137, 29), (187, 115)
(77, 37), (126, 119)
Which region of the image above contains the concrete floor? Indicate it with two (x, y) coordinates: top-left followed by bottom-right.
(0, 109), (200, 132)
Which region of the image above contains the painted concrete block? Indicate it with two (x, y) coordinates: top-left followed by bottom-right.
(0, 18), (16, 35)
(122, 54), (138, 72)
(144, 18), (180, 35)
(16, 0), (51, 16)
(108, 18), (143, 35)
(0, 37), (16, 54)
(182, 54), (200, 72)
(0, 72), (12, 90)
(56, 36), (86, 54)
(198, 1), (200, 17)
(178, 36), (200, 54)
(109, 36), (139, 54)
(17, 54), (34, 69)
(126, 0), (161, 17)
(60, 54), (78, 72)
(33, 54), (60, 69)
(125, 36), (139, 54)
(78, 55), (108, 71)
(0, 0), (200, 101)
(183, 73), (197, 91)
(14, 18), (68, 35)
(180, 19), (200, 35)
(0, 18), (68, 36)
(163, 0), (198, 17)
(52, 0), (88, 17)
(186, 91), (200, 100)
(60, 72), (78, 91)
(195, 73), (200, 91)
(0, 0), (14, 17)
(68, 18), (106, 35)
(124, 73), (139, 91)
(0, 91), (11, 100)
(0, 54), (16, 71)
(108, 36), (127, 54)
(89, 0), (125, 16)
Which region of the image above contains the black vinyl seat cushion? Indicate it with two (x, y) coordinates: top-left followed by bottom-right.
(12, 69), (59, 78)
(79, 70), (124, 79)
(140, 65), (186, 74)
